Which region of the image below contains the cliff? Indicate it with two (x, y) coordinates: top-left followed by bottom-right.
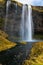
(0, 1), (43, 40)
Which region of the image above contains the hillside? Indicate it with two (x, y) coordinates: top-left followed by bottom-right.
(22, 42), (43, 65)
(0, 30), (17, 51)
(0, 30), (27, 52)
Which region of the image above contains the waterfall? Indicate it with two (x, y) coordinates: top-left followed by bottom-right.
(27, 5), (32, 41)
(21, 5), (25, 40)
(4, 0), (11, 31)
(20, 5), (26, 40)
(21, 5), (33, 41)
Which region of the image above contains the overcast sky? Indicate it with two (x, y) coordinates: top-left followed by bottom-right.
(15, 0), (43, 6)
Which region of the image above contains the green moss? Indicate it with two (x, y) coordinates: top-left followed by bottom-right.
(33, 34), (43, 40)
(0, 18), (4, 29)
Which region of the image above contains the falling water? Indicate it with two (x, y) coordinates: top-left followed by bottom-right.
(21, 5), (26, 40)
(21, 5), (25, 40)
(27, 5), (32, 41)
(21, 5), (33, 41)
(4, 0), (11, 31)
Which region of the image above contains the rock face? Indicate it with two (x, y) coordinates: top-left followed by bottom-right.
(0, 2), (5, 30)
(4, 3), (22, 41)
(0, 1), (43, 40)
(32, 6), (43, 39)
(0, 1), (22, 41)
(32, 6), (43, 34)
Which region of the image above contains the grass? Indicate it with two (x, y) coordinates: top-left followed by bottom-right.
(0, 30), (27, 51)
(0, 36), (17, 51)
(22, 42), (43, 65)
(32, 64), (43, 65)
(0, 30), (17, 51)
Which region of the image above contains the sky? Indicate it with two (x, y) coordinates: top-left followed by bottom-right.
(15, 0), (43, 6)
